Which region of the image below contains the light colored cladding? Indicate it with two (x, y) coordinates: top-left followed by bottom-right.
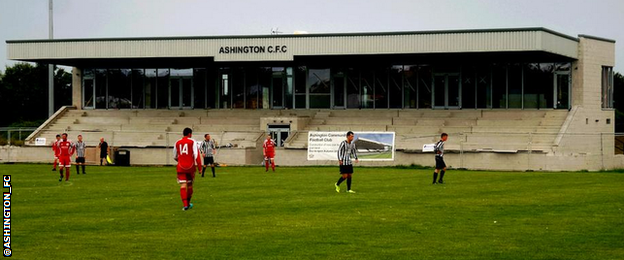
(7, 30), (579, 61)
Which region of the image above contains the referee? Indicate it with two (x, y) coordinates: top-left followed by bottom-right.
(433, 133), (448, 184)
(200, 134), (217, 178)
(75, 134), (87, 174)
(335, 131), (359, 193)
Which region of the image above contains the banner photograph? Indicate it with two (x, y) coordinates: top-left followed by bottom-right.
(307, 131), (395, 161)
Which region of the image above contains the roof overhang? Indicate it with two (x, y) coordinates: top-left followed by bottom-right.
(7, 27), (580, 66)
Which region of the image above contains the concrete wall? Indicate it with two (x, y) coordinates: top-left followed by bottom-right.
(558, 37), (615, 157)
(2, 145), (623, 171)
(72, 67), (82, 108)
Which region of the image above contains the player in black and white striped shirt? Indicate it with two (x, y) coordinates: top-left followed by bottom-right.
(74, 134), (87, 175)
(199, 134), (217, 178)
(335, 131), (359, 193)
(433, 133), (448, 184)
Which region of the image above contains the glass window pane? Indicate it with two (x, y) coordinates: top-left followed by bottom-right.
(182, 78), (192, 108)
(157, 69), (169, 109)
(294, 66), (307, 109)
(95, 69), (107, 109)
(476, 66), (491, 108)
(375, 68), (388, 108)
(389, 66), (403, 108)
(404, 65), (417, 108)
(170, 78), (180, 107)
(245, 67), (259, 109)
(448, 75), (460, 107)
(285, 67), (293, 109)
(346, 68), (360, 109)
(508, 64), (522, 108)
(83, 69), (94, 108)
(259, 67), (271, 109)
(361, 69), (374, 108)
(462, 66), (476, 109)
(418, 66), (432, 109)
(434, 75), (445, 107)
(131, 69), (144, 109)
(272, 75), (284, 108)
(333, 73), (345, 107)
(193, 68), (207, 109)
(310, 95), (330, 108)
(556, 74), (570, 109)
(145, 69), (157, 109)
(232, 67), (245, 108)
(295, 95), (306, 109)
(308, 69), (330, 94)
(524, 63), (552, 109)
(219, 68), (231, 109)
(492, 64), (506, 108)
(107, 69), (132, 109)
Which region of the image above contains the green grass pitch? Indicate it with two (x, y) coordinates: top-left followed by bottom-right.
(3, 164), (624, 259)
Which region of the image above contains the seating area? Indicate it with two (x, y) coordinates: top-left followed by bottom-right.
(30, 109), (278, 148)
(27, 108), (569, 154)
(286, 110), (569, 154)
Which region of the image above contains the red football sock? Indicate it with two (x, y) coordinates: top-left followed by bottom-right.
(180, 187), (189, 207)
(265, 160), (269, 171)
(271, 162), (275, 171)
(187, 185), (193, 202)
(53, 160), (57, 169)
(65, 168), (70, 181)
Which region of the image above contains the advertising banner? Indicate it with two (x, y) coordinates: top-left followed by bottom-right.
(307, 131), (395, 161)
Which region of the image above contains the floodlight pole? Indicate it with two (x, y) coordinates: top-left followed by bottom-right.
(48, 0), (54, 117)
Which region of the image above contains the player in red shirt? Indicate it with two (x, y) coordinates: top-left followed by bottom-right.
(51, 134), (61, 172)
(263, 134), (277, 172)
(57, 133), (75, 182)
(173, 128), (202, 211)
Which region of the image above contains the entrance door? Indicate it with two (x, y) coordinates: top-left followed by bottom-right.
(169, 77), (193, 109)
(333, 75), (346, 109)
(433, 73), (460, 109)
(554, 73), (570, 109)
(268, 124), (290, 147)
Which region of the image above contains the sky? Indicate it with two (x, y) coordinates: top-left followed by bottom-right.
(0, 0), (623, 73)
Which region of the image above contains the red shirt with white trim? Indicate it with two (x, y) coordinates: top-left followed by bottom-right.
(173, 137), (202, 174)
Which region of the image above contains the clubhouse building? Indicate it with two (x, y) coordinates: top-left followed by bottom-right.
(3, 27), (621, 170)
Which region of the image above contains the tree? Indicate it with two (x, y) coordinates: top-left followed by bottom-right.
(0, 63), (72, 126)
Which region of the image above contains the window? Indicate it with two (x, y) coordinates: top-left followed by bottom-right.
(308, 68), (331, 108)
(403, 65), (418, 108)
(95, 69), (107, 109)
(418, 66), (433, 109)
(294, 66), (307, 109)
(157, 69), (169, 109)
(602, 66), (614, 109)
(389, 66), (403, 108)
(462, 66), (476, 109)
(492, 64), (507, 108)
(108, 69), (132, 109)
(131, 69), (144, 109)
(507, 64), (522, 108)
(193, 68), (207, 109)
(145, 69), (157, 109)
(523, 63), (552, 109)
(82, 69), (95, 109)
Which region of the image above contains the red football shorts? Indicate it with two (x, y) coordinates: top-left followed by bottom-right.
(177, 172), (195, 184)
(58, 156), (71, 167)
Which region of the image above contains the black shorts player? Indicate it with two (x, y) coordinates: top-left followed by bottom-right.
(335, 131), (358, 193)
(75, 157), (86, 164)
(203, 156), (214, 165)
(432, 133), (448, 184)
